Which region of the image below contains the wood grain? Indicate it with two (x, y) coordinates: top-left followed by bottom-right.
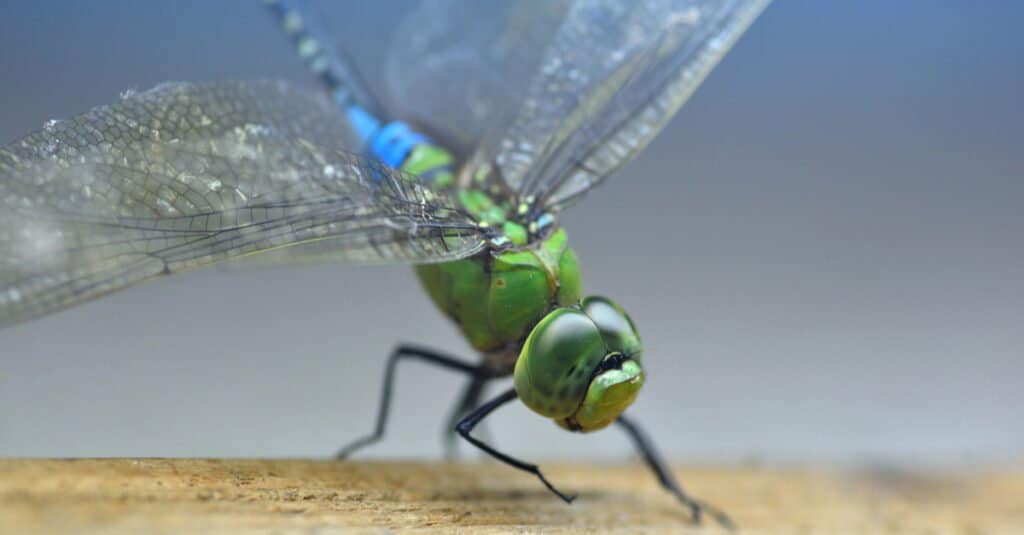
(0, 459), (1020, 534)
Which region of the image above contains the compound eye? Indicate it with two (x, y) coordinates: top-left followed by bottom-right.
(514, 309), (607, 419)
(581, 296), (642, 360)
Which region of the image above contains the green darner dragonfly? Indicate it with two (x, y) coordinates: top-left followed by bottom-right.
(0, 0), (769, 527)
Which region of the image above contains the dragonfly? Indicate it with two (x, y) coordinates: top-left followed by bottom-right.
(1, 0), (769, 527)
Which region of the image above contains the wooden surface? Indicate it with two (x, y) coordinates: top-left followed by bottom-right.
(0, 459), (1021, 534)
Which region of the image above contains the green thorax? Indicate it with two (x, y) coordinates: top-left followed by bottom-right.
(415, 228), (582, 354)
(402, 143), (531, 247)
(401, 142), (582, 354)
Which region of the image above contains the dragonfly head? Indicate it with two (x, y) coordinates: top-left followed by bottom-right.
(514, 296), (644, 432)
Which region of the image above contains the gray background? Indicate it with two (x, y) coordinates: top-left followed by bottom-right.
(0, 1), (1021, 464)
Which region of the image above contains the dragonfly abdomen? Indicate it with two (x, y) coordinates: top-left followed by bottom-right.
(265, 0), (458, 187)
(345, 100), (458, 189)
(415, 228), (581, 357)
(380, 125), (455, 188)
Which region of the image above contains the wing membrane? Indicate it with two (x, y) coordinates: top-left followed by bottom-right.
(0, 81), (486, 327)
(486, 0), (770, 211)
(385, 0), (571, 158)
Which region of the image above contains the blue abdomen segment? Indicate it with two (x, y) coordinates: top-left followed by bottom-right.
(345, 103), (381, 147)
(346, 103), (454, 186)
(342, 100), (430, 171)
(369, 121), (430, 170)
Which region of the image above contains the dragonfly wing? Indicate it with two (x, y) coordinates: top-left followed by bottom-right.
(0, 81), (487, 328)
(487, 0), (770, 212)
(385, 0), (571, 159)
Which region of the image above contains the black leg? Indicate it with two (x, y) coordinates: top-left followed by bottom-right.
(442, 375), (489, 460)
(616, 414), (735, 530)
(336, 344), (487, 459)
(456, 388), (576, 503)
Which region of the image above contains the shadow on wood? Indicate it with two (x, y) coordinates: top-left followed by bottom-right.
(0, 459), (1021, 533)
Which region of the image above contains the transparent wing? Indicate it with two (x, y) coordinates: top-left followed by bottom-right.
(384, 0), (571, 159)
(0, 81), (487, 328)
(488, 0), (770, 211)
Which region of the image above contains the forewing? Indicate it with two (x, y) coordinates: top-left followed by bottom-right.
(384, 0), (571, 159)
(488, 0), (770, 211)
(0, 81), (486, 328)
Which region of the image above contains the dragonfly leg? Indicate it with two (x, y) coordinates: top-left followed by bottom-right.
(456, 388), (576, 504)
(442, 376), (489, 460)
(336, 344), (489, 459)
(615, 414), (735, 530)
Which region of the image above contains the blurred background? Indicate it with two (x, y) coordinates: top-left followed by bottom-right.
(0, 1), (1020, 465)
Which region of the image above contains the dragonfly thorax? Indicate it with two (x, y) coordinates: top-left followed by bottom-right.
(415, 226), (581, 357)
